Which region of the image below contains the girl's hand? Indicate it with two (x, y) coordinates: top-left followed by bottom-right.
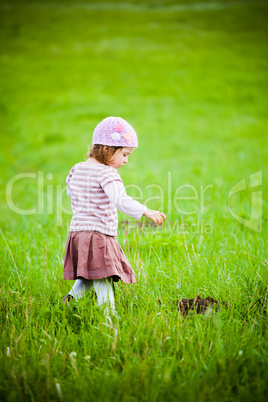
(143, 208), (166, 225)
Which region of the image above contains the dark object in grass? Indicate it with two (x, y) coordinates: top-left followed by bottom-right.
(177, 294), (227, 316)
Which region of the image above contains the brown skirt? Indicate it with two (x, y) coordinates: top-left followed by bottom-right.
(63, 231), (136, 283)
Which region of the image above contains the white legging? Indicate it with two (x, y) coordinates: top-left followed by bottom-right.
(69, 277), (115, 310)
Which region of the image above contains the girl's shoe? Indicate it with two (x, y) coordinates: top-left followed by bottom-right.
(62, 294), (75, 308)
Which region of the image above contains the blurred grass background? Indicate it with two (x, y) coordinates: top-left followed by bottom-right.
(0, 0), (268, 401)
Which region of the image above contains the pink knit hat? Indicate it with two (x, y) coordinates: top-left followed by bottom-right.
(92, 116), (138, 148)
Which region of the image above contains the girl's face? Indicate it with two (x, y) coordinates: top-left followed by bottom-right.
(108, 147), (135, 169)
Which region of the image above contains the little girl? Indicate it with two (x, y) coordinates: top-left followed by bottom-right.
(62, 116), (166, 313)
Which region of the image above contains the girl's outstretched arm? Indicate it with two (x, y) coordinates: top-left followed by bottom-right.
(143, 208), (166, 226)
(104, 181), (166, 224)
(104, 180), (147, 220)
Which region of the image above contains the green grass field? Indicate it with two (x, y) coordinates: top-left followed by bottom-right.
(1, 0), (268, 400)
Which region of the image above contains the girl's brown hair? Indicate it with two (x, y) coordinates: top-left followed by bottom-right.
(86, 144), (122, 165)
